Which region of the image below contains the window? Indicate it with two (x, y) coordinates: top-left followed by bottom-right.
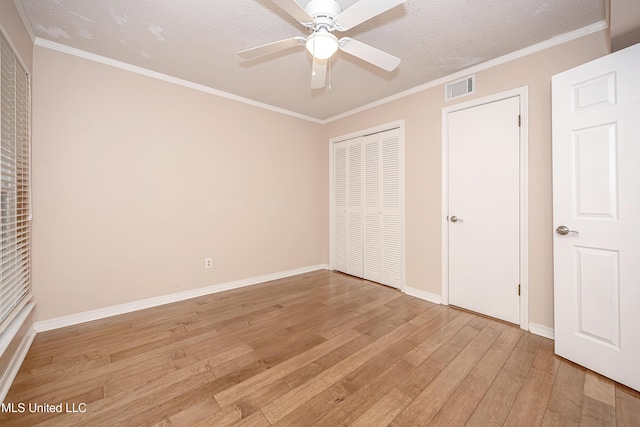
(0, 30), (31, 333)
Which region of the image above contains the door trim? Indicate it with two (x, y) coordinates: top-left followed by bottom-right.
(441, 87), (529, 330)
(328, 120), (405, 292)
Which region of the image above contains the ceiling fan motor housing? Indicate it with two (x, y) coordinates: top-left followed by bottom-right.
(305, 0), (342, 27)
(304, 0), (342, 59)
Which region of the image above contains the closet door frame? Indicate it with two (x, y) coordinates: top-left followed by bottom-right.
(329, 120), (405, 291)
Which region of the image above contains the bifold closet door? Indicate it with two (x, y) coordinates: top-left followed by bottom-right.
(333, 141), (348, 273)
(333, 129), (401, 289)
(333, 137), (364, 278)
(363, 129), (401, 288)
(347, 138), (364, 278)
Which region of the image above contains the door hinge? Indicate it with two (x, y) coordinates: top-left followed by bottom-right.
(518, 284), (521, 296)
(518, 115), (521, 127)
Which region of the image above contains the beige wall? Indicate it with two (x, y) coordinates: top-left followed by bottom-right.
(323, 29), (610, 329)
(0, 0), (32, 72)
(31, 46), (326, 321)
(31, 28), (610, 328)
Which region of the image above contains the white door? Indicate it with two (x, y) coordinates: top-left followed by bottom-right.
(346, 137), (364, 278)
(363, 129), (402, 288)
(448, 96), (521, 324)
(552, 43), (640, 391)
(363, 134), (383, 283)
(333, 137), (364, 278)
(333, 140), (348, 273)
(332, 127), (403, 287)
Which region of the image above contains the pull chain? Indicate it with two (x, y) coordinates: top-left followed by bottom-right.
(328, 56), (332, 90)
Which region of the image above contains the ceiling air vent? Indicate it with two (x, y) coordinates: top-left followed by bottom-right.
(445, 75), (475, 102)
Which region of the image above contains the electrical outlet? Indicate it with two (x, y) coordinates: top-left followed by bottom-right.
(205, 258), (213, 269)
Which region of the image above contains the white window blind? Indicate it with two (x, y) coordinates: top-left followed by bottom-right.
(0, 30), (31, 333)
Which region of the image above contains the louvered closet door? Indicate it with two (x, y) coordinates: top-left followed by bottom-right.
(363, 129), (401, 288)
(333, 141), (348, 273)
(333, 129), (401, 287)
(380, 129), (401, 288)
(363, 134), (383, 283)
(347, 138), (364, 277)
(333, 137), (364, 278)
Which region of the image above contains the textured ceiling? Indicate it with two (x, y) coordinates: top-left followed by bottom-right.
(17, 0), (607, 120)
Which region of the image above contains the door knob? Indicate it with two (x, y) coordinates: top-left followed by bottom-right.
(450, 216), (462, 223)
(556, 225), (578, 235)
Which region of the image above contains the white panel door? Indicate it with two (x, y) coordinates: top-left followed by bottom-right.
(363, 129), (402, 288)
(552, 43), (640, 391)
(448, 97), (520, 324)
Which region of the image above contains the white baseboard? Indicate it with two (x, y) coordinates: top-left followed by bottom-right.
(0, 303), (37, 403)
(404, 286), (442, 305)
(403, 290), (555, 341)
(34, 264), (329, 333)
(529, 322), (555, 340)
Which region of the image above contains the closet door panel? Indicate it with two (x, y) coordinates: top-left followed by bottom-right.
(363, 134), (383, 283)
(347, 138), (364, 277)
(333, 141), (348, 273)
(380, 129), (402, 287)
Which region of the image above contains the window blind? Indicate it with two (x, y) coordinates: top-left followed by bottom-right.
(0, 30), (31, 333)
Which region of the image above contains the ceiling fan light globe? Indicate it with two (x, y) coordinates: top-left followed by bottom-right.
(306, 32), (339, 60)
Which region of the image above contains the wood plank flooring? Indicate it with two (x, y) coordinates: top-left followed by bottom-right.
(2, 270), (639, 426)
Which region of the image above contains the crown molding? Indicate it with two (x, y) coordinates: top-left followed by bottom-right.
(33, 19), (607, 125)
(34, 38), (324, 124)
(323, 20), (608, 123)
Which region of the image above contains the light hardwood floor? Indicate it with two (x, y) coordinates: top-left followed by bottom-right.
(2, 270), (639, 426)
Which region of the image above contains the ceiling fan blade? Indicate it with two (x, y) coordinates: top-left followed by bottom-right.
(271, 0), (314, 24)
(311, 57), (327, 89)
(339, 37), (400, 72)
(238, 37), (305, 59)
(334, 0), (407, 31)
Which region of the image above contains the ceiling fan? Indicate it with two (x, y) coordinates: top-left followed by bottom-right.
(238, 0), (407, 89)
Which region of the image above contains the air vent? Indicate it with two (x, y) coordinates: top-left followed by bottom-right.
(445, 75), (475, 101)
